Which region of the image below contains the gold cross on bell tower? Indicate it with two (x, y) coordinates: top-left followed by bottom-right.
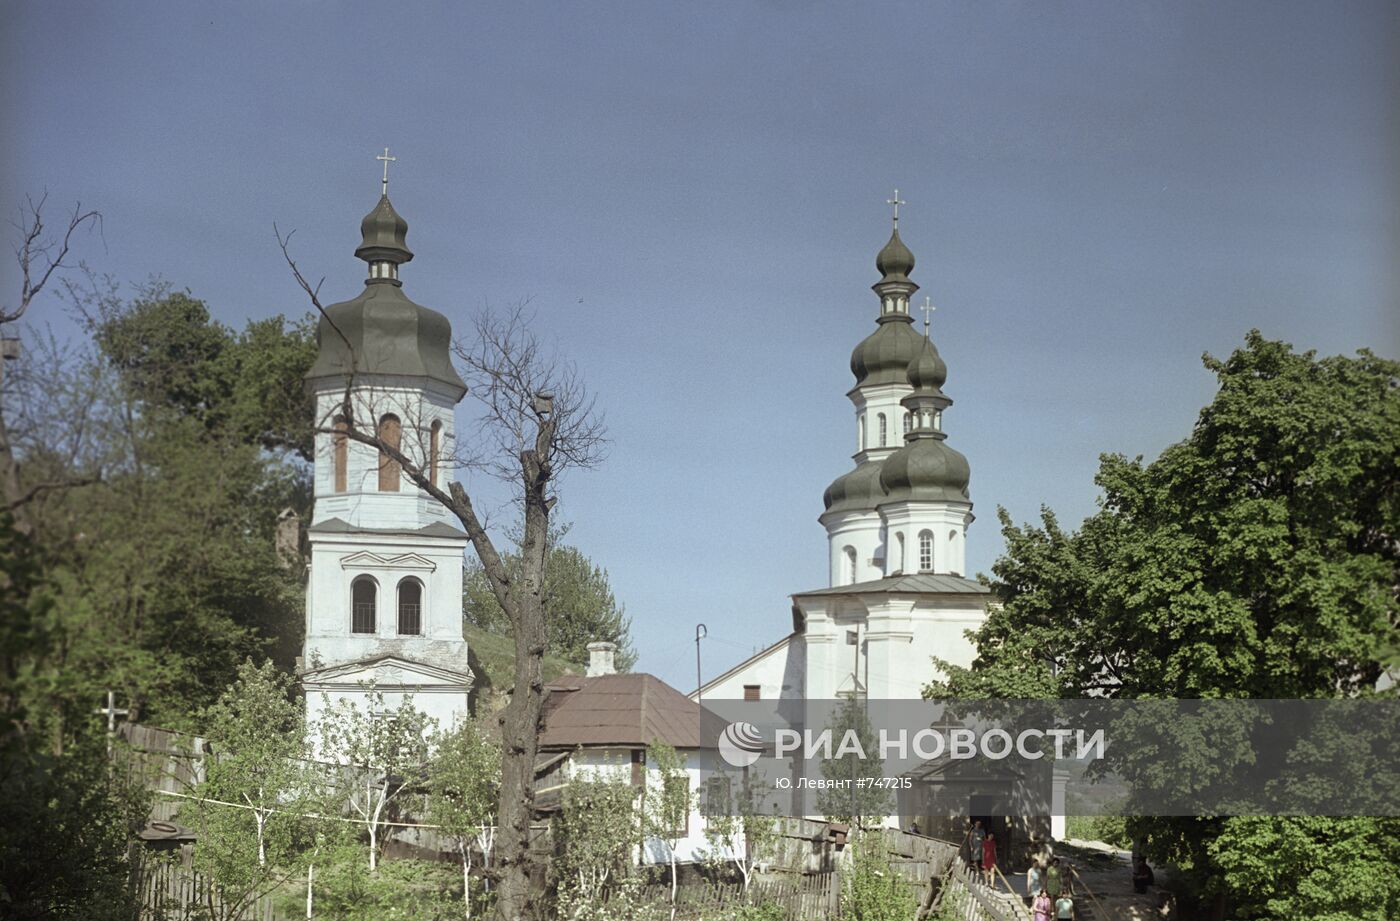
(887, 189), (906, 227)
(377, 147), (397, 196)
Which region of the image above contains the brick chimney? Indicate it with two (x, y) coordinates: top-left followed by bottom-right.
(586, 641), (617, 677)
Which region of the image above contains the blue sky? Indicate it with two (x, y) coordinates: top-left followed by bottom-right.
(4, 1), (1396, 690)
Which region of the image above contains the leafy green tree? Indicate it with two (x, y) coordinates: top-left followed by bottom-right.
(552, 773), (640, 916)
(842, 830), (915, 921)
(642, 741), (692, 921)
(427, 719), (501, 918)
(188, 659), (314, 917)
(315, 691), (435, 872)
(464, 543), (636, 672)
(94, 286), (316, 459)
(930, 333), (1400, 916)
(702, 770), (777, 892)
(0, 512), (147, 921)
(816, 698), (893, 825)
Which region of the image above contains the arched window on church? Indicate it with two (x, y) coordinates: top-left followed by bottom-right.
(333, 415), (348, 493)
(352, 576), (377, 634)
(949, 530), (960, 574)
(878, 413), (887, 447)
(918, 530), (933, 572)
(858, 415), (866, 451)
(378, 414), (401, 492)
(398, 578), (423, 636)
(895, 532), (906, 574)
(844, 546), (858, 585)
(429, 420), (443, 488)
(903, 411), (911, 436)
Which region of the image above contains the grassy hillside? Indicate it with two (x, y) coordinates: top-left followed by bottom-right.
(464, 623), (579, 694)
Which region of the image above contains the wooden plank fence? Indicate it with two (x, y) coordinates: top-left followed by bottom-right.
(136, 858), (282, 921)
(602, 872), (837, 920)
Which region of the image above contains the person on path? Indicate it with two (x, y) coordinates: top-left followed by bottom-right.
(1055, 892), (1075, 921)
(1045, 857), (1063, 898)
(1027, 860), (1043, 900)
(981, 833), (998, 886)
(1032, 888), (1053, 921)
(968, 820), (985, 874)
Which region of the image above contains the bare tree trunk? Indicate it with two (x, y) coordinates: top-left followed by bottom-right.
(491, 466), (551, 920)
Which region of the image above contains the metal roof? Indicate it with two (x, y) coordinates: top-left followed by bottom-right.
(308, 517), (468, 539)
(793, 572), (991, 598)
(539, 673), (709, 750)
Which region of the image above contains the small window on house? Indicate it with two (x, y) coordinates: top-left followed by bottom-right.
(918, 531), (933, 572)
(878, 413), (888, 447)
(429, 420), (443, 488)
(377, 414), (401, 492)
(844, 546), (858, 585)
(743, 684), (760, 701)
(333, 416), (348, 493)
(397, 578), (423, 635)
(351, 577), (377, 633)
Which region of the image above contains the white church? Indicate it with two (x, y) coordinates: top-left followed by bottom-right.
(297, 187), (475, 733)
(695, 210), (991, 703)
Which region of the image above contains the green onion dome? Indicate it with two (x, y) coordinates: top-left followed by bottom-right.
(823, 460), (888, 514)
(304, 195), (465, 398)
(850, 318), (925, 387)
(355, 195), (413, 265)
(875, 228), (915, 280)
(879, 439), (970, 502)
(907, 336), (948, 392)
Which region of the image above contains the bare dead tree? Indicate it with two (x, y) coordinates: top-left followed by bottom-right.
(279, 229), (606, 920)
(0, 195), (103, 520)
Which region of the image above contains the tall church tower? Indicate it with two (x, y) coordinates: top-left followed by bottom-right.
(299, 179), (473, 734)
(692, 201), (989, 705)
(819, 209), (973, 586)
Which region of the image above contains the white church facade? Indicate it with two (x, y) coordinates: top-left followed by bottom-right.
(696, 213), (991, 704)
(298, 189), (474, 734)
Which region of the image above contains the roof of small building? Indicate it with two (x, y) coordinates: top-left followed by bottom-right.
(540, 672), (706, 750)
(794, 572), (991, 598)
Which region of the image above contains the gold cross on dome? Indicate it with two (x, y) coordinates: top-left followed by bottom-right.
(887, 189), (906, 225)
(377, 148), (397, 195)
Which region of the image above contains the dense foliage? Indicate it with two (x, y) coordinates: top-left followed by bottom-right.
(464, 542), (637, 672)
(930, 333), (1400, 918)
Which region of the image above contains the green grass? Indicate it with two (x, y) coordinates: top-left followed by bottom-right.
(463, 623), (579, 693)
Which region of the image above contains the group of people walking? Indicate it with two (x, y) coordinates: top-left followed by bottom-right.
(964, 820), (1075, 920)
(1027, 855), (1075, 921)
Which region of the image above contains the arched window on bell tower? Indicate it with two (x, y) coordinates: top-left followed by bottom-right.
(378, 414), (401, 492)
(844, 546), (858, 585)
(333, 415), (348, 493)
(878, 413), (888, 447)
(397, 578), (423, 635)
(429, 420), (443, 489)
(351, 576), (377, 633)
(918, 530), (933, 572)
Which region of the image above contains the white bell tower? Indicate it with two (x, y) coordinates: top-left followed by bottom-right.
(299, 164), (473, 737)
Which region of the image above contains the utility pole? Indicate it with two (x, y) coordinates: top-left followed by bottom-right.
(694, 623), (707, 705)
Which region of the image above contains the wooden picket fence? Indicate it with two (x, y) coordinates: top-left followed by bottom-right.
(601, 871), (837, 920)
(136, 858), (283, 921)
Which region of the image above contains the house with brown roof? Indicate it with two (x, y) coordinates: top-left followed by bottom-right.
(535, 642), (731, 866)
